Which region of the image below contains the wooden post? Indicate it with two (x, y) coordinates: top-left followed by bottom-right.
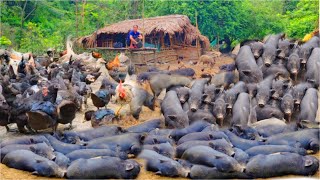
(161, 32), (165, 48)
(142, 0), (145, 48)
(169, 36), (173, 48)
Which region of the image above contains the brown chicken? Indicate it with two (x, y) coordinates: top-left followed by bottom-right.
(106, 55), (120, 70)
(92, 51), (102, 59)
(59, 50), (67, 57)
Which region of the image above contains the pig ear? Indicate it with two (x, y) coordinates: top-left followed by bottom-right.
(202, 117), (209, 122)
(307, 79), (316, 85)
(202, 94), (208, 99)
(167, 115), (177, 120)
(125, 163), (135, 171)
(283, 83), (289, 89)
(208, 142), (216, 149)
(153, 146), (160, 153)
(289, 43), (295, 49)
(233, 124), (243, 132)
(140, 134), (147, 142)
(241, 70), (251, 76)
(118, 127), (127, 133)
(309, 47), (314, 52)
(304, 159), (313, 167)
(270, 89), (275, 94)
(215, 155), (223, 159)
(215, 88), (222, 94)
(303, 86), (309, 93)
(36, 159), (44, 163)
(152, 138), (158, 144)
(159, 159), (168, 163)
(29, 146), (36, 152)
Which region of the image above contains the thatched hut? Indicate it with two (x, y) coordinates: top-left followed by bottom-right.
(78, 15), (210, 62)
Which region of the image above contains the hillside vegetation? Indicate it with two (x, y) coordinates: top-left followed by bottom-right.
(0, 0), (318, 54)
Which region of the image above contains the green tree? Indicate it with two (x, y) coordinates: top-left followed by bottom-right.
(0, 0), (318, 53)
(284, 0), (319, 38)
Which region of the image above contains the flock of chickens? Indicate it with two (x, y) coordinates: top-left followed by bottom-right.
(0, 38), (135, 133)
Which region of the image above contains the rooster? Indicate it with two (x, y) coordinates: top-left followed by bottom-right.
(114, 80), (132, 117)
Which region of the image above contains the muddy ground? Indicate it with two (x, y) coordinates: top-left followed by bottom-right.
(0, 55), (319, 179)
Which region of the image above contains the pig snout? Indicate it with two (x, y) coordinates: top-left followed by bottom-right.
(272, 93), (279, 99)
(278, 52), (285, 59)
(57, 170), (66, 178)
(253, 53), (260, 59)
(179, 98), (186, 104)
(216, 113), (224, 120)
(291, 70), (298, 80)
(284, 109), (292, 115)
(291, 69), (298, 74)
(203, 97), (211, 104)
(264, 62), (271, 67)
(226, 103), (232, 110)
(258, 100), (265, 107)
(179, 168), (190, 178)
(190, 107), (197, 112)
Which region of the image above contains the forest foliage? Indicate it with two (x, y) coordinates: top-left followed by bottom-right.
(0, 0), (318, 54)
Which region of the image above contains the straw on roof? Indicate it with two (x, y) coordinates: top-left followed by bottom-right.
(78, 14), (209, 48)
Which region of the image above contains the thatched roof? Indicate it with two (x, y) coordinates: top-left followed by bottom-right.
(78, 14), (209, 48)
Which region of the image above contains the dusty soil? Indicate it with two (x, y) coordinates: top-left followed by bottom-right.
(0, 55), (319, 179)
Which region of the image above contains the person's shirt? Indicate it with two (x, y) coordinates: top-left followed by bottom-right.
(128, 30), (140, 40)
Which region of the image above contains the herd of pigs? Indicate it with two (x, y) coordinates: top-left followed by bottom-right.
(0, 33), (319, 179)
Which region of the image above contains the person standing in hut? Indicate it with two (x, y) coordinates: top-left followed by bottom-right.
(126, 25), (143, 48)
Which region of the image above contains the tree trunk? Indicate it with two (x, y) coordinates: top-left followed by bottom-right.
(131, 0), (139, 19)
(19, 0), (28, 48)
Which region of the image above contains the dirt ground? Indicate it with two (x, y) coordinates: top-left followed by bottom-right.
(0, 55), (319, 179)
